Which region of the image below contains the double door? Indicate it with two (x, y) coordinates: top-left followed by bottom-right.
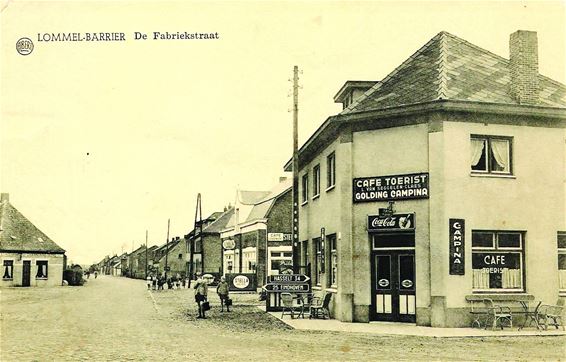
(371, 250), (415, 322)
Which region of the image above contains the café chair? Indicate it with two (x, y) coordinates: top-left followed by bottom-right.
(281, 292), (298, 319)
(537, 299), (565, 331)
(309, 292), (332, 319)
(482, 298), (513, 330)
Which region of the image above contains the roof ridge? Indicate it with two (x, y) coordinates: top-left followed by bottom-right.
(342, 31), (445, 114)
(436, 32), (449, 100)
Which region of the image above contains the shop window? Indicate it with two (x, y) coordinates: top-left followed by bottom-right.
(327, 234), (337, 287)
(269, 248), (292, 275)
(301, 173), (309, 204)
(312, 164), (321, 198)
(36, 260), (48, 279)
(243, 249), (257, 273)
(558, 232), (566, 293)
(472, 231), (524, 291)
(327, 152), (336, 190)
(470, 136), (512, 175)
(3, 260), (13, 279)
(300, 240), (309, 276)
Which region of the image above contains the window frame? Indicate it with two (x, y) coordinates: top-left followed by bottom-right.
(471, 230), (525, 293)
(470, 135), (513, 176)
(327, 234), (337, 288)
(312, 164), (321, 199)
(558, 232), (566, 294)
(36, 260), (49, 279)
(2, 259), (14, 280)
(326, 152), (336, 191)
(301, 172), (309, 205)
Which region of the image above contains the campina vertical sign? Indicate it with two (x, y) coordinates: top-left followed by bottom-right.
(449, 219), (465, 275)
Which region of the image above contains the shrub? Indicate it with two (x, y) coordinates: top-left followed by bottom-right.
(63, 269), (85, 286)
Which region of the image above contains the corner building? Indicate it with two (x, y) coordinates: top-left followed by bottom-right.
(287, 31), (566, 327)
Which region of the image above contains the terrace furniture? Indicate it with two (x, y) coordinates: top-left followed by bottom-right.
(482, 298), (513, 330)
(309, 292), (332, 319)
(536, 299), (565, 330)
(281, 292), (298, 319)
(517, 301), (542, 330)
(294, 293), (314, 319)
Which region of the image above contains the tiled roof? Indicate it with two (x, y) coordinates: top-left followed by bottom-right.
(0, 197), (65, 253)
(343, 31), (566, 114)
(202, 207), (235, 234)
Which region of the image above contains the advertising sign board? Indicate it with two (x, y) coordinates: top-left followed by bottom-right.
(367, 213), (415, 232)
(353, 172), (429, 203)
(449, 219), (465, 275)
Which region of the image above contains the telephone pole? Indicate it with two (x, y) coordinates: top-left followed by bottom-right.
(165, 219), (170, 280)
(292, 65), (300, 273)
(145, 230), (148, 278)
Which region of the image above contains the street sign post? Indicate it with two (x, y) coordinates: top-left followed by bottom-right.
(267, 274), (310, 283)
(264, 283), (310, 292)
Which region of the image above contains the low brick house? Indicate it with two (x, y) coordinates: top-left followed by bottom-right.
(0, 193), (66, 287)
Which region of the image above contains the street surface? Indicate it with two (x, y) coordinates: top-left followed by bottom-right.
(1, 276), (564, 361)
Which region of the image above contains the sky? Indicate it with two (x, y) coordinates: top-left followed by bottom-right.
(1, 0), (565, 265)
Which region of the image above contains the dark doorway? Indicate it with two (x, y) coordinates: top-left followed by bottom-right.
(22, 261), (31, 287)
(371, 250), (415, 322)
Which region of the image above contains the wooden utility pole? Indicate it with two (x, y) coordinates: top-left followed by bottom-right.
(190, 193), (202, 282)
(292, 65), (300, 273)
(165, 219), (170, 280)
(145, 230), (148, 278)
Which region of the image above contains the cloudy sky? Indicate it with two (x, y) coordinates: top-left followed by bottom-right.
(1, 1), (564, 264)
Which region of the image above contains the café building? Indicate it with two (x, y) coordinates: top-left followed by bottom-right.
(286, 30), (566, 327)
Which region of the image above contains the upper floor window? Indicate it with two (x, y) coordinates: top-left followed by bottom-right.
(470, 135), (512, 175)
(313, 165), (321, 198)
(327, 152), (336, 190)
(301, 173), (309, 204)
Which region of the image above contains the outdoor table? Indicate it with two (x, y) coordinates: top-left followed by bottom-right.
(293, 293), (314, 319)
(517, 300), (542, 330)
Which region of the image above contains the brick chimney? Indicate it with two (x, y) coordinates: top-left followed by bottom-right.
(0, 193), (8, 202)
(509, 30), (539, 105)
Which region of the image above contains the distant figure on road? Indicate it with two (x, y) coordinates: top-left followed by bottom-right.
(86, 271), (90, 279)
(94, 271), (98, 279)
(216, 276), (230, 312)
(194, 273), (208, 319)
(146, 274), (152, 290)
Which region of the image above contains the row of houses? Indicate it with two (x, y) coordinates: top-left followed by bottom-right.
(99, 30), (566, 328)
(94, 176), (294, 289)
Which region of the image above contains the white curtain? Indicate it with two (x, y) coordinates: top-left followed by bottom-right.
(470, 139), (485, 168)
(559, 270), (566, 290)
(501, 268), (521, 289)
(490, 139), (509, 172)
(473, 269), (490, 289)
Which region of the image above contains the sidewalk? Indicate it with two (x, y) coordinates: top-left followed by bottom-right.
(260, 307), (566, 338)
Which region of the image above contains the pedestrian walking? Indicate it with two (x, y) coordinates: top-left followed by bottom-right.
(94, 271), (98, 279)
(216, 276), (230, 312)
(146, 274), (152, 290)
(194, 273), (208, 319)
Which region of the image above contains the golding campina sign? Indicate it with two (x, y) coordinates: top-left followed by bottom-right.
(353, 172), (429, 203)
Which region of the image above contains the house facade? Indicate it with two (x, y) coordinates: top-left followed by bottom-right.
(220, 178), (293, 288)
(286, 31), (566, 327)
(0, 193), (66, 287)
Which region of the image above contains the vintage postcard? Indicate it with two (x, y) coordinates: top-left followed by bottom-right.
(1, 1), (565, 360)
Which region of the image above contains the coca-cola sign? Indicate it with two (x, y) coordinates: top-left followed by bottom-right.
(367, 213), (415, 232)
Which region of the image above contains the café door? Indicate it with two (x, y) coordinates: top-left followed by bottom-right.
(371, 250), (415, 322)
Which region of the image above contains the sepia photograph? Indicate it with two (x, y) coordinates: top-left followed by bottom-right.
(1, 0), (565, 360)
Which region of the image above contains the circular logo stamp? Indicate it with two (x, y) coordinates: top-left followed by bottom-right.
(401, 279), (413, 288)
(16, 37), (34, 56)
